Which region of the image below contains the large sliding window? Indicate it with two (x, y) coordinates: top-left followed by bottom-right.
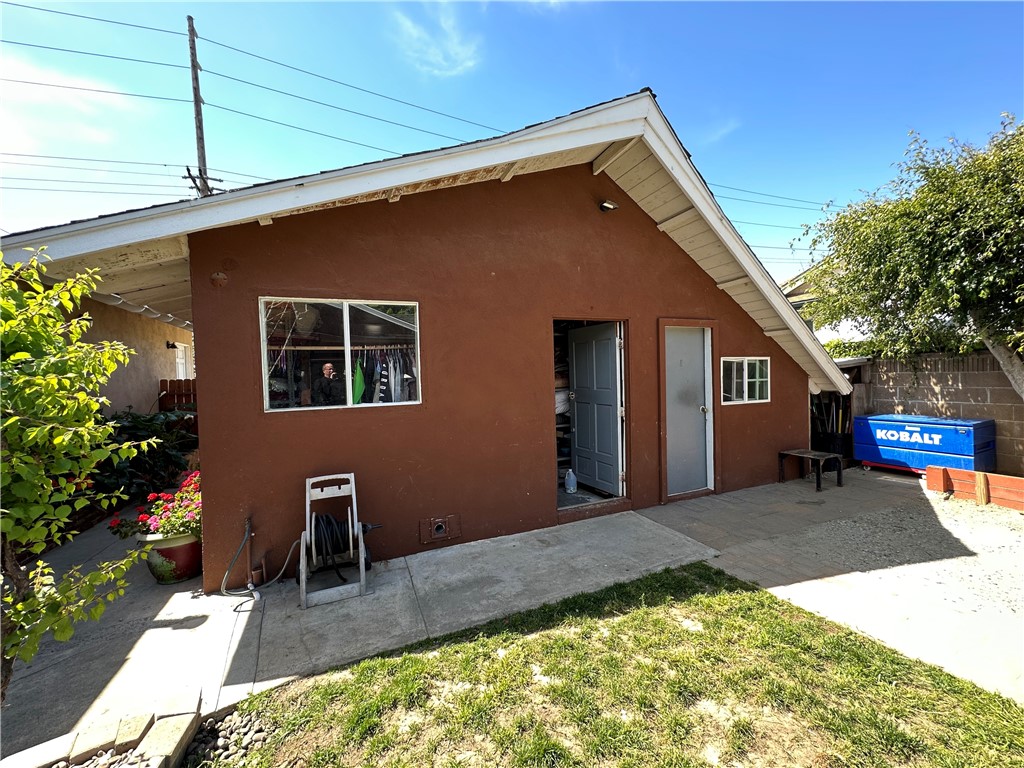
(261, 298), (420, 411)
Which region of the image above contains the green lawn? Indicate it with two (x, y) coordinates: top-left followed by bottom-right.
(238, 563), (1022, 767)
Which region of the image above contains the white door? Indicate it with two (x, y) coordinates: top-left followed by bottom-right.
(664, 327), (713, 495)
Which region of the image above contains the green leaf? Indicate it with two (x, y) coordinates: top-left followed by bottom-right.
(52, 617), (74, 642)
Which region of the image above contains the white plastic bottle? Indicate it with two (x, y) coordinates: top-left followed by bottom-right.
(565, 468), (578, 494)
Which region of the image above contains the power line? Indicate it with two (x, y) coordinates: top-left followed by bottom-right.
(748, 244), (814, 251)
(3, 7), (849, 210)
(204, 69), (467, 143)
(731, 220), (804, 231)
(0, 39), (187, 69)
(2, 78), (401, 155)
(2, 186), (188, 197)
(2, 37), (469, 144)
(710, 183), (829, 207)
(205, 102), (399, 155)
(716, 194), (826, 212)
(199, 33), (504, 134)
(3, 1), (501, 133)
(1, 78), (191, 104)
(1, 152), (272, 181)
(4, 176), (193, 190)
(0, 160), (253, 186)
(1, 2), (184, 37)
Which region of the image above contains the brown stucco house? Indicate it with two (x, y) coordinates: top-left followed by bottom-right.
(2, 90), (851, 592)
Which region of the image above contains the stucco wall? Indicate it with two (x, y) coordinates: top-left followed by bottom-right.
(80, 297), (194, 414)
(188, 164), (813, 590)
(863, 353), (1023, 476)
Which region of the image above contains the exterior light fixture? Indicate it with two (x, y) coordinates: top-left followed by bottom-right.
(166, 341), (178, 349)
(599, 199), (619, 212)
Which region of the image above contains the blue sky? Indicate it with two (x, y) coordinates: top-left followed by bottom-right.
(1, 1), (1021, 282)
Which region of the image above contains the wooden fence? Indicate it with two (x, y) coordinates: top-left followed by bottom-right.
(159, 379), (197, 412)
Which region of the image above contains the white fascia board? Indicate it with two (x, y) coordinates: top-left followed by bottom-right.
(2, 97), (652, 262)
(641, 106), (851, 395)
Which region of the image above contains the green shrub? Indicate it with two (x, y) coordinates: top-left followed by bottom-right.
(92, 409), (198, 500)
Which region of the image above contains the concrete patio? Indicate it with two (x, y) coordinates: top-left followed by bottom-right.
(2, 468), (1021, 765)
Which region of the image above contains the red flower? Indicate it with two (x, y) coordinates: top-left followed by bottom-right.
(137, 513), (151, 523)
(109, 518), (121, 528)
(136, 506), (146, 513)
(147, 493), (158, 502)
(160, 493), (173, 502)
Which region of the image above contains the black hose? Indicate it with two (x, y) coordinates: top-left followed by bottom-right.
(311, 514), (379, 573)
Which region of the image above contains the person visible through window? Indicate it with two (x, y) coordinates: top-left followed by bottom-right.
(312, 362), (345, 406)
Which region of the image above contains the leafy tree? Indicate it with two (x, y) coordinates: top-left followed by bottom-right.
(802, 115), (1024, 397)
(1, 252), (149, 703)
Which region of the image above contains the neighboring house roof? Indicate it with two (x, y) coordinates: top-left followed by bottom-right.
(0, 89), (851, 394)
(779, 265), (817, 307)
(834, 357), (872, 369)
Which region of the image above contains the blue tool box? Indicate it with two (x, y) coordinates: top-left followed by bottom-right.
(852, 414), (996, 473)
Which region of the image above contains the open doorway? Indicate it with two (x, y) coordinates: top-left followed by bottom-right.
(554, 320), (626, 509)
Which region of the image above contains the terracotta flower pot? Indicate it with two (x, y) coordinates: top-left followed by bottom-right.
(137, 533), (202, 584)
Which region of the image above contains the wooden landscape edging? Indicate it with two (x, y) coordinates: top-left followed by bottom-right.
(926, 466), (1024, 512)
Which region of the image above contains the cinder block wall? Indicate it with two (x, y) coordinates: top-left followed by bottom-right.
(859, 353), (1023, 476)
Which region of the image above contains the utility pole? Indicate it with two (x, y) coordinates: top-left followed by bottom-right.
(187, 15), (212, 197)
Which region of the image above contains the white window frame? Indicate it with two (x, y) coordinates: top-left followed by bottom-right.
(259, 296), (421, 413)
(173, 342), (193, 379)
(721, 356), (770, 405)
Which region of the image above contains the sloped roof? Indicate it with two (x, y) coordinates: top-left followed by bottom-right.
(0, 89), (850, 394)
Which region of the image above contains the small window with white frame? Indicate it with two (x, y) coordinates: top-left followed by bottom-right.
(721, 357), (770, 404)
(261, 298), (420, 411)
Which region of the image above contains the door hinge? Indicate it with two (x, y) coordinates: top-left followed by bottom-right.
(619, 407), (625, 420)
(619, 471), (626, 482)
(617, 338), (624, 350)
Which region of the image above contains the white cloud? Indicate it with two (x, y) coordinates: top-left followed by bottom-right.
(0, 53), (173, 234)
(0, 54), (139, 154)
(393, 4), (481, 77)
(703, 118), (741, 146)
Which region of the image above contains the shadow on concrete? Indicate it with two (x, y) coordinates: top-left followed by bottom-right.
(639, 468), (977, 588)
(0, 522), (181, 757)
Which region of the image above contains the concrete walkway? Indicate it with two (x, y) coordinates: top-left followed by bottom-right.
(0, 510), (714, 759)
(2, 469), (1021, 763)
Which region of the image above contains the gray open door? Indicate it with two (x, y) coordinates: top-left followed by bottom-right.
(569, 322), (623, 495)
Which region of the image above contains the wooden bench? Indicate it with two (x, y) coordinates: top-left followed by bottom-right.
(778, 449), (843, 492)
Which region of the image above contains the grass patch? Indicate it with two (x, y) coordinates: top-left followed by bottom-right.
(241, 562), (1023, 767)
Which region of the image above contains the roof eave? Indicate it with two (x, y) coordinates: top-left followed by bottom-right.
(640, 102), (851, 395)
(1, 94), (653, 260)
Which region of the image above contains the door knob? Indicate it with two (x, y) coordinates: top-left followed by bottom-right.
(699, 405), (708, 414)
